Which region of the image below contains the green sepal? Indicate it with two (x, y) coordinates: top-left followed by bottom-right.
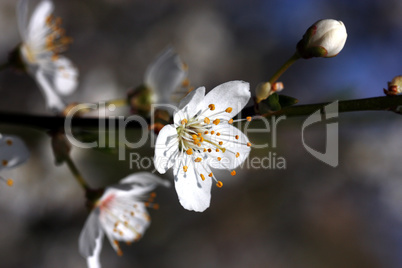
(278, 94), (299, 108)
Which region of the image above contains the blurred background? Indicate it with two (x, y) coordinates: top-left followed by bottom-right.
(1, 0), (402, 267)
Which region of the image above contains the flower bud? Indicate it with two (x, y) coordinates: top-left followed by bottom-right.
(384, 75), (402, 96)
(255, 82), (271, 103)
(127, 84), (154, 117)
(297, 19), (347, 59)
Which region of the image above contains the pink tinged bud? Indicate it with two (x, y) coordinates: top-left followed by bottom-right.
(384, 75), (402, 96)
(297, 19), (347, 59)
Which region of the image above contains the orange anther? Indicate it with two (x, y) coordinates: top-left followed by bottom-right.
(204, 117), (210, 124)
(225, 107), (233, 113)
(181, 119), (188, 124)
(216, 181), (223, 188)
(219, 141), (223, 145)
(231, 170), (236, 176)
(208, 104), (215, 111)
(213, 119), (220, 125)
(208, 173), (213, 177)
(183, 166), (188, 172)
(246, 116), (252, 122)
(217, 157), (221, 161)
(247, 142), (251, 147)
(228, 119), (233, 124)
(195, 157), (202, 162)
(186, 148), (193, 155)
(200, 174), (205, 181)
(236, 152), (240, 158)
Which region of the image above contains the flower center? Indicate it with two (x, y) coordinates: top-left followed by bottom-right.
(175, 103), (252, 187)
(44, 15), (73, 61)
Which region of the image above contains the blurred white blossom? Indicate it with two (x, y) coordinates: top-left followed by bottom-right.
(0, 134), (29, 186)
(78, 172), (170, 268)
(17, 0), (78, 112)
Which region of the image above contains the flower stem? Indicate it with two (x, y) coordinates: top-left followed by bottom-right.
(268, 52), (301, 84)
(0, 95), (402, 128)
(64, 155), (90, 191)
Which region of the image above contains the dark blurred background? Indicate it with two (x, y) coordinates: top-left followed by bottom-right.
(1, 0), (402, 267)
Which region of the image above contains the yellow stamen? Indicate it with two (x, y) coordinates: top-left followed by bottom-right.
(195, 157), (202, 162)
(211, 131), (215, 135)
(208, 173), (213, 177)
(204, 117), (210, 124)
(216, 181), (223, 188)
(217, 157), (221, 161)
(209, 104), (215, 111)
(183, 166), (188, 172)
(228, 119), (233, 124)
(225, 107), (233, 113)
(216, 149), (220, 152)
(192, 134), (198, 139)
(213, 119), (220, 125)
(216, 132), (221, 136)
(219, 141), (223, 145)
(7, 179), (13, 187)
(236, 152), (240, 158)
(200, 174), (205, 181)
(181, 119), (188, 125)
(186, 148), (193, 155)
(197, 133), (202, 137)
(203, 148), (207, 152)
(247, 116), (252, 122)
(231, 170), (236, 176)
(204, 131), (209, 134)
(247, 142), (251, 147)
(182, 78), (190, 87)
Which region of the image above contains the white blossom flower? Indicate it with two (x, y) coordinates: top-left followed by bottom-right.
(79, 172), (170, 268)
(0, 134), (30, 186)
(154, 81), (252, 212)
(145, 48), (188, 105)
(297, 19), (347, 58)
(17, 0), (78, 112)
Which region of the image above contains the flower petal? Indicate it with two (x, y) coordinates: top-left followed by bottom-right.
(26, 0), (54, 39)
(173, 159), (212, 212)
(206, 124), (250, 170)
(173, 86), (205, 125)
(86, 236), (102, 268)
(154, 124), (179, 174)
(145, 48), (187, 104)
(35, 69), (66, 112)
(79, 209), (103, 259)
(200, 81), (250, 121)
(118, 172), (171, 191)
(53, 56), (78, 95)
(0, 135), (30, 171)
